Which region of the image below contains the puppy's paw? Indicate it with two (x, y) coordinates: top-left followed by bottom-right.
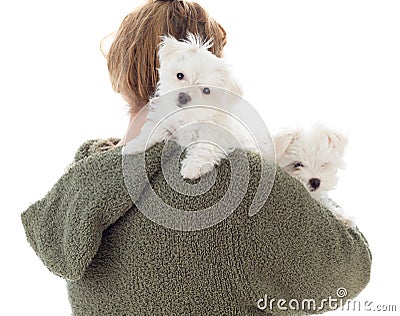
(317, 196), (356, 228)
(180, 159), (215, 180)
(123, 138), (147, 155)
(334, 213), (355, 228)
(329, 205), (355, 228)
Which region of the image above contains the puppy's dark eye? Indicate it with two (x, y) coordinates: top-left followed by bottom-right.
(293, 162), (304, 169)
(177, 73), (184, 80)
(202, 87), (211, 95)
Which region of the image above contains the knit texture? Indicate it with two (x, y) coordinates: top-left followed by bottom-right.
(21, 139), (371, 316)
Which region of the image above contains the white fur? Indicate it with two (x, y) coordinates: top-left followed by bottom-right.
(273, 124), (354, 227)
(124, 34), (266, 179)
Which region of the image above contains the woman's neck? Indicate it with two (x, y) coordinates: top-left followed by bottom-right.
(117, 107), (148, 146)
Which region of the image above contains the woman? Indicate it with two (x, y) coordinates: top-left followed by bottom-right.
(21, 0), (371, 315)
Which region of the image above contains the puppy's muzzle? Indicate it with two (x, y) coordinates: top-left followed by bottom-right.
(178, 92), (191, 107)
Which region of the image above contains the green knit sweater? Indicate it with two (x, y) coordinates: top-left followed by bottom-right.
(21, 139), (371, 316)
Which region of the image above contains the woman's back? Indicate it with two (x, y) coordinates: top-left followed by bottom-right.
(22, 139), (371, 315)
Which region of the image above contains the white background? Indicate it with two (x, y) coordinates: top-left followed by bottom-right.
(1, 0), (399, 315)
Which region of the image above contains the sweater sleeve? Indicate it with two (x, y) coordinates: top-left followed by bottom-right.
(20, 140), (175, 281)
(21, 142), (132, 281)
(240, 162), (371, 315)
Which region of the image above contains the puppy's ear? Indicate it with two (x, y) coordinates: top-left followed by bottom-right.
(221, 70), (243, 96)
(273, 129), (298, 161)
(322, 128), (348, 157)
(158, 35), (182, 64)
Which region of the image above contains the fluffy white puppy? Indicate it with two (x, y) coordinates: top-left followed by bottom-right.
(124, 34), (266, 179)
(273, 124), (354, 227)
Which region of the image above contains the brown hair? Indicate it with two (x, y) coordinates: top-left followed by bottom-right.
(105, 0), (227, 113)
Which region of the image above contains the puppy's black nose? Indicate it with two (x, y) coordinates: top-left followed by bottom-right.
(309, 178), (321, 190)
(178, 92), (191, 106)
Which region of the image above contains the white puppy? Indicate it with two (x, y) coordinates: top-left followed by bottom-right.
(124, 34), (267, 179)
(273, 124), (354, 227)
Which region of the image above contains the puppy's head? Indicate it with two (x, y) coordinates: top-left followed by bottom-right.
(156, 34), (242, 107)
(273, 124), (348, 196)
